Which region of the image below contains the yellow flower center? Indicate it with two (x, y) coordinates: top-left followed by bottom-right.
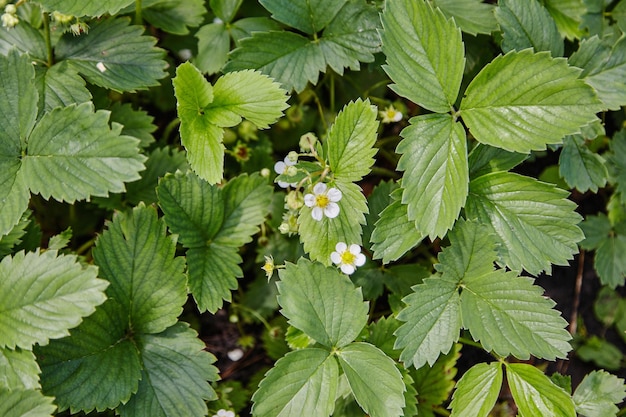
(341, 251), (356, 265)
(315, 194), (330, 208)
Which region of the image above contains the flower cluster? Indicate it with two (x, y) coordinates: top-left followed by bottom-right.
(1, 4), (18, 29)
(331, 243), (366, 275)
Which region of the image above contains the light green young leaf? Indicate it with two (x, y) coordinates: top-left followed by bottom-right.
(259, 0), (346, 34)
(544, 0), (586, 40)
(0, 389), (56, 417)
(461, 49), (602, 153)
(570, 35), (626, 111)
(433, 0), (497, 36)
(140, 0), (205, 35)
(252, 348), (338, 417)
(0, 249), (107, 350)
(394, 277), (461, 369)
(119, 323), (218, 417)
(413, 344), (461, 417)
(298, 181), (367, 265)
(573, 370), (626, 417)
(327, 99), (378, 182)
(381, 0), (464, 113)
(465, 171), (584, 275)
(36, 0), (134, 16)
(109, 102), (157, 149)
(337, 342), (405, 417)
(93, 204), (187, 334)
(55, 17), (167, 92)
(194, 23), (230, 74)
(277, 258), (369, 348)
(506, 363), (577, 417)
(450, 362), (502, 417)
(397, 114), (468, 239)
(47, 227), (72, 251)
(36, 301), (142, 413)
(22, 102), (146, 203)
(495, 0), (563, 56)
(210, 0), (243, 23)
(0, 347), (40, 390)
(0, 22), (47, 61)
(34, 62), (91, 117)
(559, 135), (607, 192)
(593, 235), (626, 288)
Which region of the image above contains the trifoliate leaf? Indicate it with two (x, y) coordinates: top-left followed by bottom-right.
(118, 323), (218, 417)
(544, 0), (586, 40)
(0, 21), (46, 62)
(37, 301), (142, 413)
(34, 62), (91, 117)
(327, 99), (378, 182)
(55, 17), (167, 92)
(570, 35), (626, 111)
(573, 370), (626, 417)
(109, 102), (157, 149)
(337, 342), (405, 417)
(413, 344), (460, 417)
(259, 0), (346, 34)
(0, 347), (40, 390)
(210, 0), (243, 23)
(465, 171), (584, 275)
(468, 144), (528, 178)
(433, 0), (497, 36)
(140, 0), (205, 35)
(93, 204), (187, 334)
(495, 0), (563, 56)
(252, 348), (339, 417)
(0, 249), (107, 350)
(450, 362), (502, 417)
(36, 0), (134, 16)
(194, 23), (230, 74)
(559, 135), (608, 192)
(22, 102), (146, 203)
(277, 258), (369, 348)
(394, 276), (461, 369)
(298, 181), (367, 265)
(461, 49), (602, 153)
(0, 389), (56, 417)
(397, 114), (468, 239)
(506, 363), (577, 417)
(381, 0), (464, 113)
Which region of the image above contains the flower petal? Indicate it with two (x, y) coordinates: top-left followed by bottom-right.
(313, 182), (327, 195)
(324, 203), (340, 218)
(355, 253), (366, 267)
(335, 242), (347, 252)
(311, 207), (323, 221)
(274, 161), (286, 174)
(348, 244), (361, 255)
(327, 187), (342, 202)
(277, 180), (290, 188)
(341, 264), (356, 275)
(284, 156), (297, 166)
(304, 193), (315, 207)
(330, 251), (341, 264)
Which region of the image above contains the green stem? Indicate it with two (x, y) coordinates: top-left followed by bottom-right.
(433, 405), (451, 416)
(617, 407), (626, 416)
(76, 237), (96, 256)
(231, 303), (273, 332)
(458, 336), (483, 349)
(135, 0), (143, 25)
(42, 12), (54, 67)
(370, 166), (400, 179)
(162, 118), (181, 143)
(329, 72), (335, 113)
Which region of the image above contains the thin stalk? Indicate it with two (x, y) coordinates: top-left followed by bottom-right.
(232, 303), (273, 332)
(458, 336), (483, 349)
(42, 12), (54, 67)
(135, 0), (142, 25)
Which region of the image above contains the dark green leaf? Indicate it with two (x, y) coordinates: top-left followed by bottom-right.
(259, 0), (346, 34)
(141, 0), (205, 35)
(34, 61), (91, 116)
(559, 135), (608, 192)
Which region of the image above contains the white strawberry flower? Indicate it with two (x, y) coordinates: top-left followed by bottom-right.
(212, 410), (235, 417)
(330, 243), (366, 275)
(273, 155), (297, 188)
(304, 182), (342, 221)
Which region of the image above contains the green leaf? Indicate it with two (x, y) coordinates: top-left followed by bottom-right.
(363, 180), (396, 251)
(0, 249), (107, 350)
(0, 347), (40, 390)
(259, 0), (346, 34)
(506, 363), (576, 417)
(21, 102), (146, 203)
(55, 17), (167, 92)
(36, 0), (134, 16)
(47, 227), (72, 251)
(544, 0), (586, 40)
(93, 204), (187, 334)
(577, 336), (622, 370)
(593, 234), (626, 288)
(573, 370), (626, 417)
(559, 135), (608, 192)
(397, 114), (468, 239)
(298, 181), (367, 264)
(0, 389), (56, 417)
(141, 0), (205, 35)
(394, 276), (461, 369)
(0, 164), (29, 239)
(327, 99), (378, 182)
(381, 0), (464, 113)
(608, 130), (626, 204)
(580, 214), (612, 250)
(413, 344), (460, 416)
(0, 210), (31, 257)
(461, 49), (602, 153)
(277, 258), (369, 348)
(37, 301), (142, 413)
(433, 0), (498, 36)
(0, 22), (47, 62)
(34, 62), (91, 116)
(194, 23), (230, 74)
(465, 171), (584, 275)
(109, 102), (157, 149)
(570, 36), (626, 111)
(252, 348), (339, 417)
(468, 144), (528, 178)
(366, 316), (402, 360)
(450, 362), (503, 417)
(118, 323), (218, 417)
(495, 0), (563, 56)
(210, 0), (243, 22)
(229, 17), (282, 44)
(337, 342), (405, 417)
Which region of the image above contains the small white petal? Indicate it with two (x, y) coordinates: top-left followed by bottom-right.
(284, 155), (297, 166)
(277, 181), (290, 188)
(341, 264), (355, 275)
(324, 203), (340, 218)
(311, 207), (323, 221)
(274, 161), (286, 174)
(348, 244), (361, 255)
(330, 252), (341, 264)
(335, 242), (347, 252)
(304, 194), (315, 207)
(227, 348), (244, 361)
(327, 188), (342, 202)
(355, 253), (366, 267)
(313, 182), (327, 194)
(392, 111), (403, 122)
